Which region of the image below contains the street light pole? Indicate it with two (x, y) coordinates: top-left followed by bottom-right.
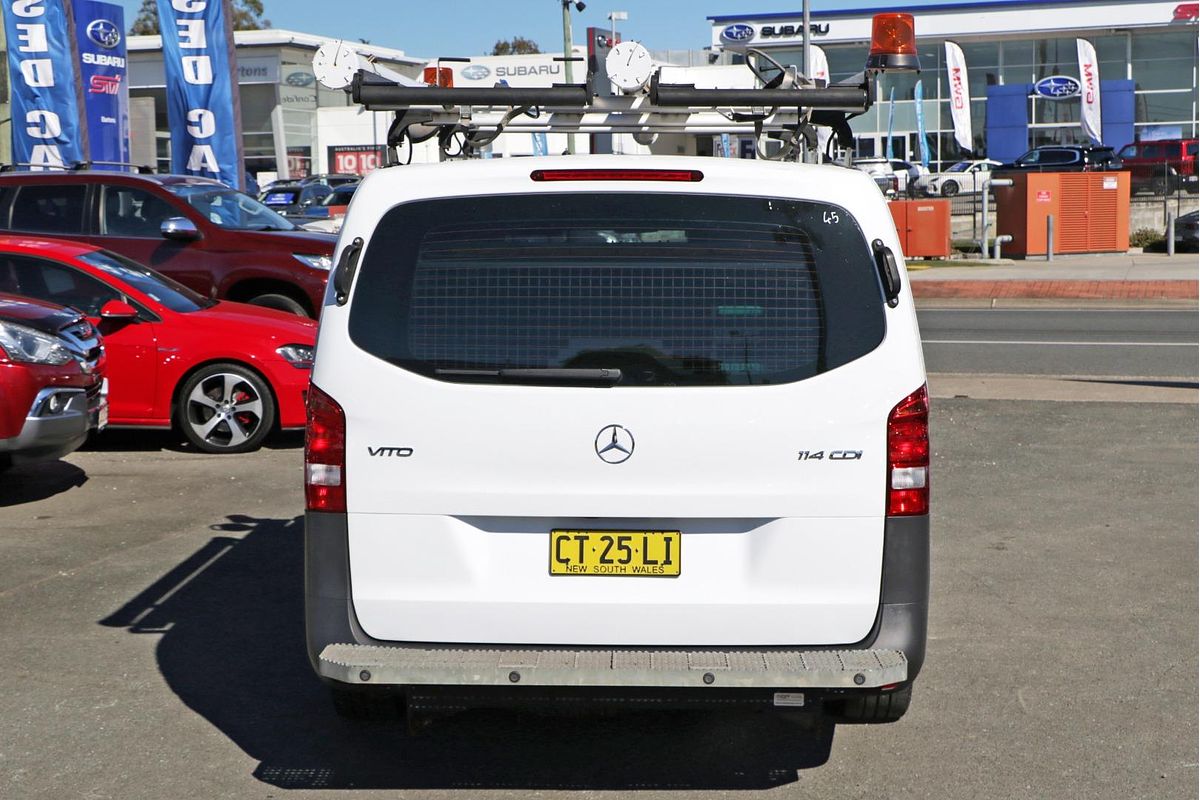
(560, 0), (580, 154)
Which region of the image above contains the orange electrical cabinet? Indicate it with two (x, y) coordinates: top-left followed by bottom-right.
(889, 199), (951, 258)
(994, 172), (1130, 257)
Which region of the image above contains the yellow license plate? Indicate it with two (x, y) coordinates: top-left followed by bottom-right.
(550, 530), (681, 577)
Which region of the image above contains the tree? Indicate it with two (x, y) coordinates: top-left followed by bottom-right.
(129, 0), (271, 36)
(491, 37), (541, 56)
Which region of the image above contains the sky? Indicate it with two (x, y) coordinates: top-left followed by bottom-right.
(112, 0), (1007, 59)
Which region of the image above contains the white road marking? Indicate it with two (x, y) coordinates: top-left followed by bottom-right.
(924, 339), (1197, 347)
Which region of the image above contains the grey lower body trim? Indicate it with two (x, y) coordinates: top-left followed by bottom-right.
(305, 512), (929, 686)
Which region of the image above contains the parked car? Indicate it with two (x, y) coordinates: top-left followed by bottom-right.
(853, 157), (928, 196)
(0, 292), (106, 471)
(1171, 210), (1198, 250)
(0, 170), (336, 318)
(297, 183), (360, 234)
(0, 237), (316, 453)
(259, 182), (334, 219)
(305, 173), (361, 189)
(261, 174), (360, 195)
(916, 159), (1003, 196)
(999, 145), (1123, 173)
(1117, 139), (1198, 195)
(305, 155), (929, 725)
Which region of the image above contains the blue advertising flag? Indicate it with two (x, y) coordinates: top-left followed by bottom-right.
(157, 0), (244, 188)
(73, 0), (130, 169)
(914, 80), (931, 168)
(2, 0), (90, 168)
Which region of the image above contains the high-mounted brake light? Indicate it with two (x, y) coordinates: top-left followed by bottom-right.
(866, 13), (921, 73)
(531, 169), (704, 183)
(423, 66), (454, 87)
(887, 384), (930, 516)
(305, 384), (346, 513)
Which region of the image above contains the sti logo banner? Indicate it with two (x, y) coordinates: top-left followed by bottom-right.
(74, 0), (130, 168)
(2, 0), (90, 169)
(157, 0), (244, 189)
(1033, 75), (1081, 100)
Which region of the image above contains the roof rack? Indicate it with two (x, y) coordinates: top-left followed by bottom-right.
(0, 161), (155, 174)
(320, 12), (921, 164)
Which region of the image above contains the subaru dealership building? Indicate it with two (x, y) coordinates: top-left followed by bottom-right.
(708, 0), (1198, 167)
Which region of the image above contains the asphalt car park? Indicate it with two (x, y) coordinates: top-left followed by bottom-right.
(0, 391), (1194, 799)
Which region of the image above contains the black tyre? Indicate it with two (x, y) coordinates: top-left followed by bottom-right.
(827, 684), (912, 724)
(247, 292), (309, 317)
(940, 180), (960, 197)
(331, 686), (405, 721)
(177, 363), (276, 454)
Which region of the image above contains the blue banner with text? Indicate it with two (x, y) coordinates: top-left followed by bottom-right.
(2, 0), (89, 169)
(157, 0), (243, 188)
(73, 0), (129, 168)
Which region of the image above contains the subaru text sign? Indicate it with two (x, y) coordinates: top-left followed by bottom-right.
(720, 24), (755, 43)
(74, 0), (130, 169)
(157, 0), (244, 188)
(2, 0), (90, 169)
(1033, 75), (1081, 100)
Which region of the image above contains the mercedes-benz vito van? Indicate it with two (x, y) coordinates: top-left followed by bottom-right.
(304, 155), (930, 725)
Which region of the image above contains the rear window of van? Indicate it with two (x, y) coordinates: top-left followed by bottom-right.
(348, 194), (887, 387)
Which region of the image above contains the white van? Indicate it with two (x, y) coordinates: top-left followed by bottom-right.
(304, 155), (929, 725)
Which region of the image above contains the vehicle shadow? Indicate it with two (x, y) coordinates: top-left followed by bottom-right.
(83, 428), (304, 454)
(100, 514), (836, 790)
(0, 460), (87, 507)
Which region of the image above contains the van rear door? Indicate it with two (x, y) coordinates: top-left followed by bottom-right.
(320, 188), (924, 647)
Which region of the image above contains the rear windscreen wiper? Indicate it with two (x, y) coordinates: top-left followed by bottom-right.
(436, 368), (623, 384)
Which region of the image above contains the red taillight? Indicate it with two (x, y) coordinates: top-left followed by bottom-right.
(887, 384), (929, 516)
(305, 384), (346, 513)
(530, 169), (704, 183)
(423, 66), (453, 87)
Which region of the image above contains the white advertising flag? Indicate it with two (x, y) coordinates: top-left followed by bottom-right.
(944, 41), (973, 153)
(807, 45), (829, 86)
(808, 46), (832, 159)
(1077, 38), (1102, 143)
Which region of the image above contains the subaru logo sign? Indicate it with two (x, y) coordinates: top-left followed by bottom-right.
(286, 72), (316, 87)
(86, 19), (121, 50)
(1033, 75), (1082, 100)
(721, 24), (756, 43)
(462, 64), (492, 81)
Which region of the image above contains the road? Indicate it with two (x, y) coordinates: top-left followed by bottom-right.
(918, 306), (1198, 379)
(0, 394), (1197, 799)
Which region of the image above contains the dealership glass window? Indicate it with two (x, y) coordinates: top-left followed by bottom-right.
(1136, 91), (1197, 125)
(1131, 30), (1197, 91)
(822, 45), (869, 83)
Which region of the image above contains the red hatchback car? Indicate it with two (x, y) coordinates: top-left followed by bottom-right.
(0, 237), (316, 453)
(0, 292), (106, 471)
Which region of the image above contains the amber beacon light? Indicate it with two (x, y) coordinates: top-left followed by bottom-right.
(866, 13), (920, 72)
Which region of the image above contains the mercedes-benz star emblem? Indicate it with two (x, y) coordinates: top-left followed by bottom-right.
(595, 424), (635, 464)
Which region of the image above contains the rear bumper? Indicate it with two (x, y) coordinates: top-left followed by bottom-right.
(305, 512), (929, 690)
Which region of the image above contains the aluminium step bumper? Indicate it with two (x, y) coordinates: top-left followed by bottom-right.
(318, 644), (907, 689)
